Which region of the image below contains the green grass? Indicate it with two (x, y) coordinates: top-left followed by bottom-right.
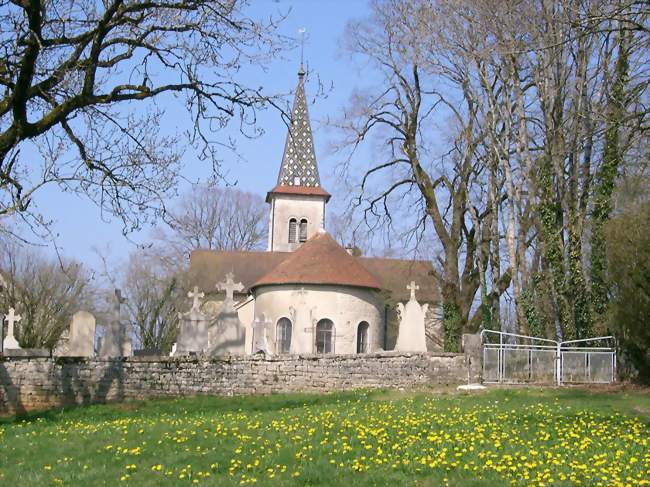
(1, 387), (649, 486)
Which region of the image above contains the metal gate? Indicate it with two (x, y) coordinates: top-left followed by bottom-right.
(481, 330), (616, 385)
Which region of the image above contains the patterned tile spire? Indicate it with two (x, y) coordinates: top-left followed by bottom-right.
(277, 67), (321, 188)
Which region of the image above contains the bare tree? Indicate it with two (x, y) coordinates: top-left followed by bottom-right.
(95, 185), (266, 351)
(0, 0), (290, 233)
(121, 252), (183, 353)
(339, 0), (648, 347)
(339, 0), (511, 350)
(0, 239), (93, 349)
(158, 185), (268, 260)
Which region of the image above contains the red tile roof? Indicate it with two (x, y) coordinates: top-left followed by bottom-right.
(188, 239), (440, 303)
(251, 231), (382, 290)
(265, 184), (331, 203)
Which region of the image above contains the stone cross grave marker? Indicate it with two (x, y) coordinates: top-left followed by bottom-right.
(407, 281), (419, 301)
(395, 281), (428, 353)
(99, 288), (132, 357)
(176, 292), (208, 355)
(115, 288), (126, 307)
(69, 311), (96, 357)
(188, 286), (205, 312)
(252, 314), (272, 355)
(208, 273), (246, 356)
(3, 308), (21, 350)
(217, 272), (244, 302)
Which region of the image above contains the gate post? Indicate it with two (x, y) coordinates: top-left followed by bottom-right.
(462, 333), (482, 383)
(556, 341), (562, 386)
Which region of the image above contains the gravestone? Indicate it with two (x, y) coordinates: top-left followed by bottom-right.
(394, 281), (428, 353)
(99, 289), (133, 358)
(208, 273), (246, 356)
(251, 313), (272, 355)
(2, 308), (21, 350)
(176, 286), (209, 355)
(56, 311), (96, 357)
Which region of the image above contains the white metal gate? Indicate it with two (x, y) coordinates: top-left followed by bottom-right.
(481, 330), (616, 385)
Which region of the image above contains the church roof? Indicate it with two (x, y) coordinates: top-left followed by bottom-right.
(188, 238), (440, 303)
(269, 68), (326, 198)
(189, 249), (289, 295)
(358, 256), (438, 303)
(251, 231), (382, 290)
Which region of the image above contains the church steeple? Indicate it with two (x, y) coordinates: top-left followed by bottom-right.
(276, 69), (321, 188)
(266, 66), (330, 253)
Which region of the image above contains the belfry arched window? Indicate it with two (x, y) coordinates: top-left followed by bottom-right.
(357, 321), (369, 354)
(299, 218), (308, 242)
(276, 317), (292, 354)
(316, 319), (334, 354)
(288, 218), (297, 243)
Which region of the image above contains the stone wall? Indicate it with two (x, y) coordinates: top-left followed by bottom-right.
(0, 351), (477, 415)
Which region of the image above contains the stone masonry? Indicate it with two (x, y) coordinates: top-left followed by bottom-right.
(0, 351), (478, 415)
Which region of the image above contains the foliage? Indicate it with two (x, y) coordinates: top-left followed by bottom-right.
(442, 302), (462, 352)
(519, 286), (545, 339)
(606, 200), (650, 383)
(0, 389), (648, 485)
(0, 239), (93, 349)
(592, 26), (631, 322)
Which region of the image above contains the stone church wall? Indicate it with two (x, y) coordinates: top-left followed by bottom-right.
(0, 352), (476, 415)
(254, 284), (384, 354)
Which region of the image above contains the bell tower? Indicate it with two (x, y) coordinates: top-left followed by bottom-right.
(267, 66), (330, 252)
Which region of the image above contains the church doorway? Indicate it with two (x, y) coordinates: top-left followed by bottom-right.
(276, 317), (292, 354)
(316, 319), (334, 354)
(357, 321), (369, 353)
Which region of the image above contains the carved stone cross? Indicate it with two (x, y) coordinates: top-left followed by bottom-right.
(407, 281), (419, 301)
(113, 288), (126, 319)
(217, 272), (244, 301)
(4, 308), (21, 336)
(187, 286), (205, 311)
(3, 307), (21, 349)
(252, 314), (272, 354)
(115, 288), (126, 304)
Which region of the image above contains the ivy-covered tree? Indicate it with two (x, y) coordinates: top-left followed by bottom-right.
(606, 200), (650, 383)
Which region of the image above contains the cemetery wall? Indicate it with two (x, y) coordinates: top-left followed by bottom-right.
(0, 351), (478, 415)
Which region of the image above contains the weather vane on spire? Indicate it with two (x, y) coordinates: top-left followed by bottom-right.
(298, 27), (306, 76)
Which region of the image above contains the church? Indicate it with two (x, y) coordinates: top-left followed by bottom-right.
(188, 66), (442, 355)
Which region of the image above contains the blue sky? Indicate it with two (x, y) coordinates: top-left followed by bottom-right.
(24, 0), (377, 268)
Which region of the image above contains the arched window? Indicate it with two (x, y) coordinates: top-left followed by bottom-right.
(276, 317), (292, 354)
(316, 319), (334, 354)
(288, 218), (297, 243)
(357, 321), (369, 353)
(299, 218), (308, 242)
